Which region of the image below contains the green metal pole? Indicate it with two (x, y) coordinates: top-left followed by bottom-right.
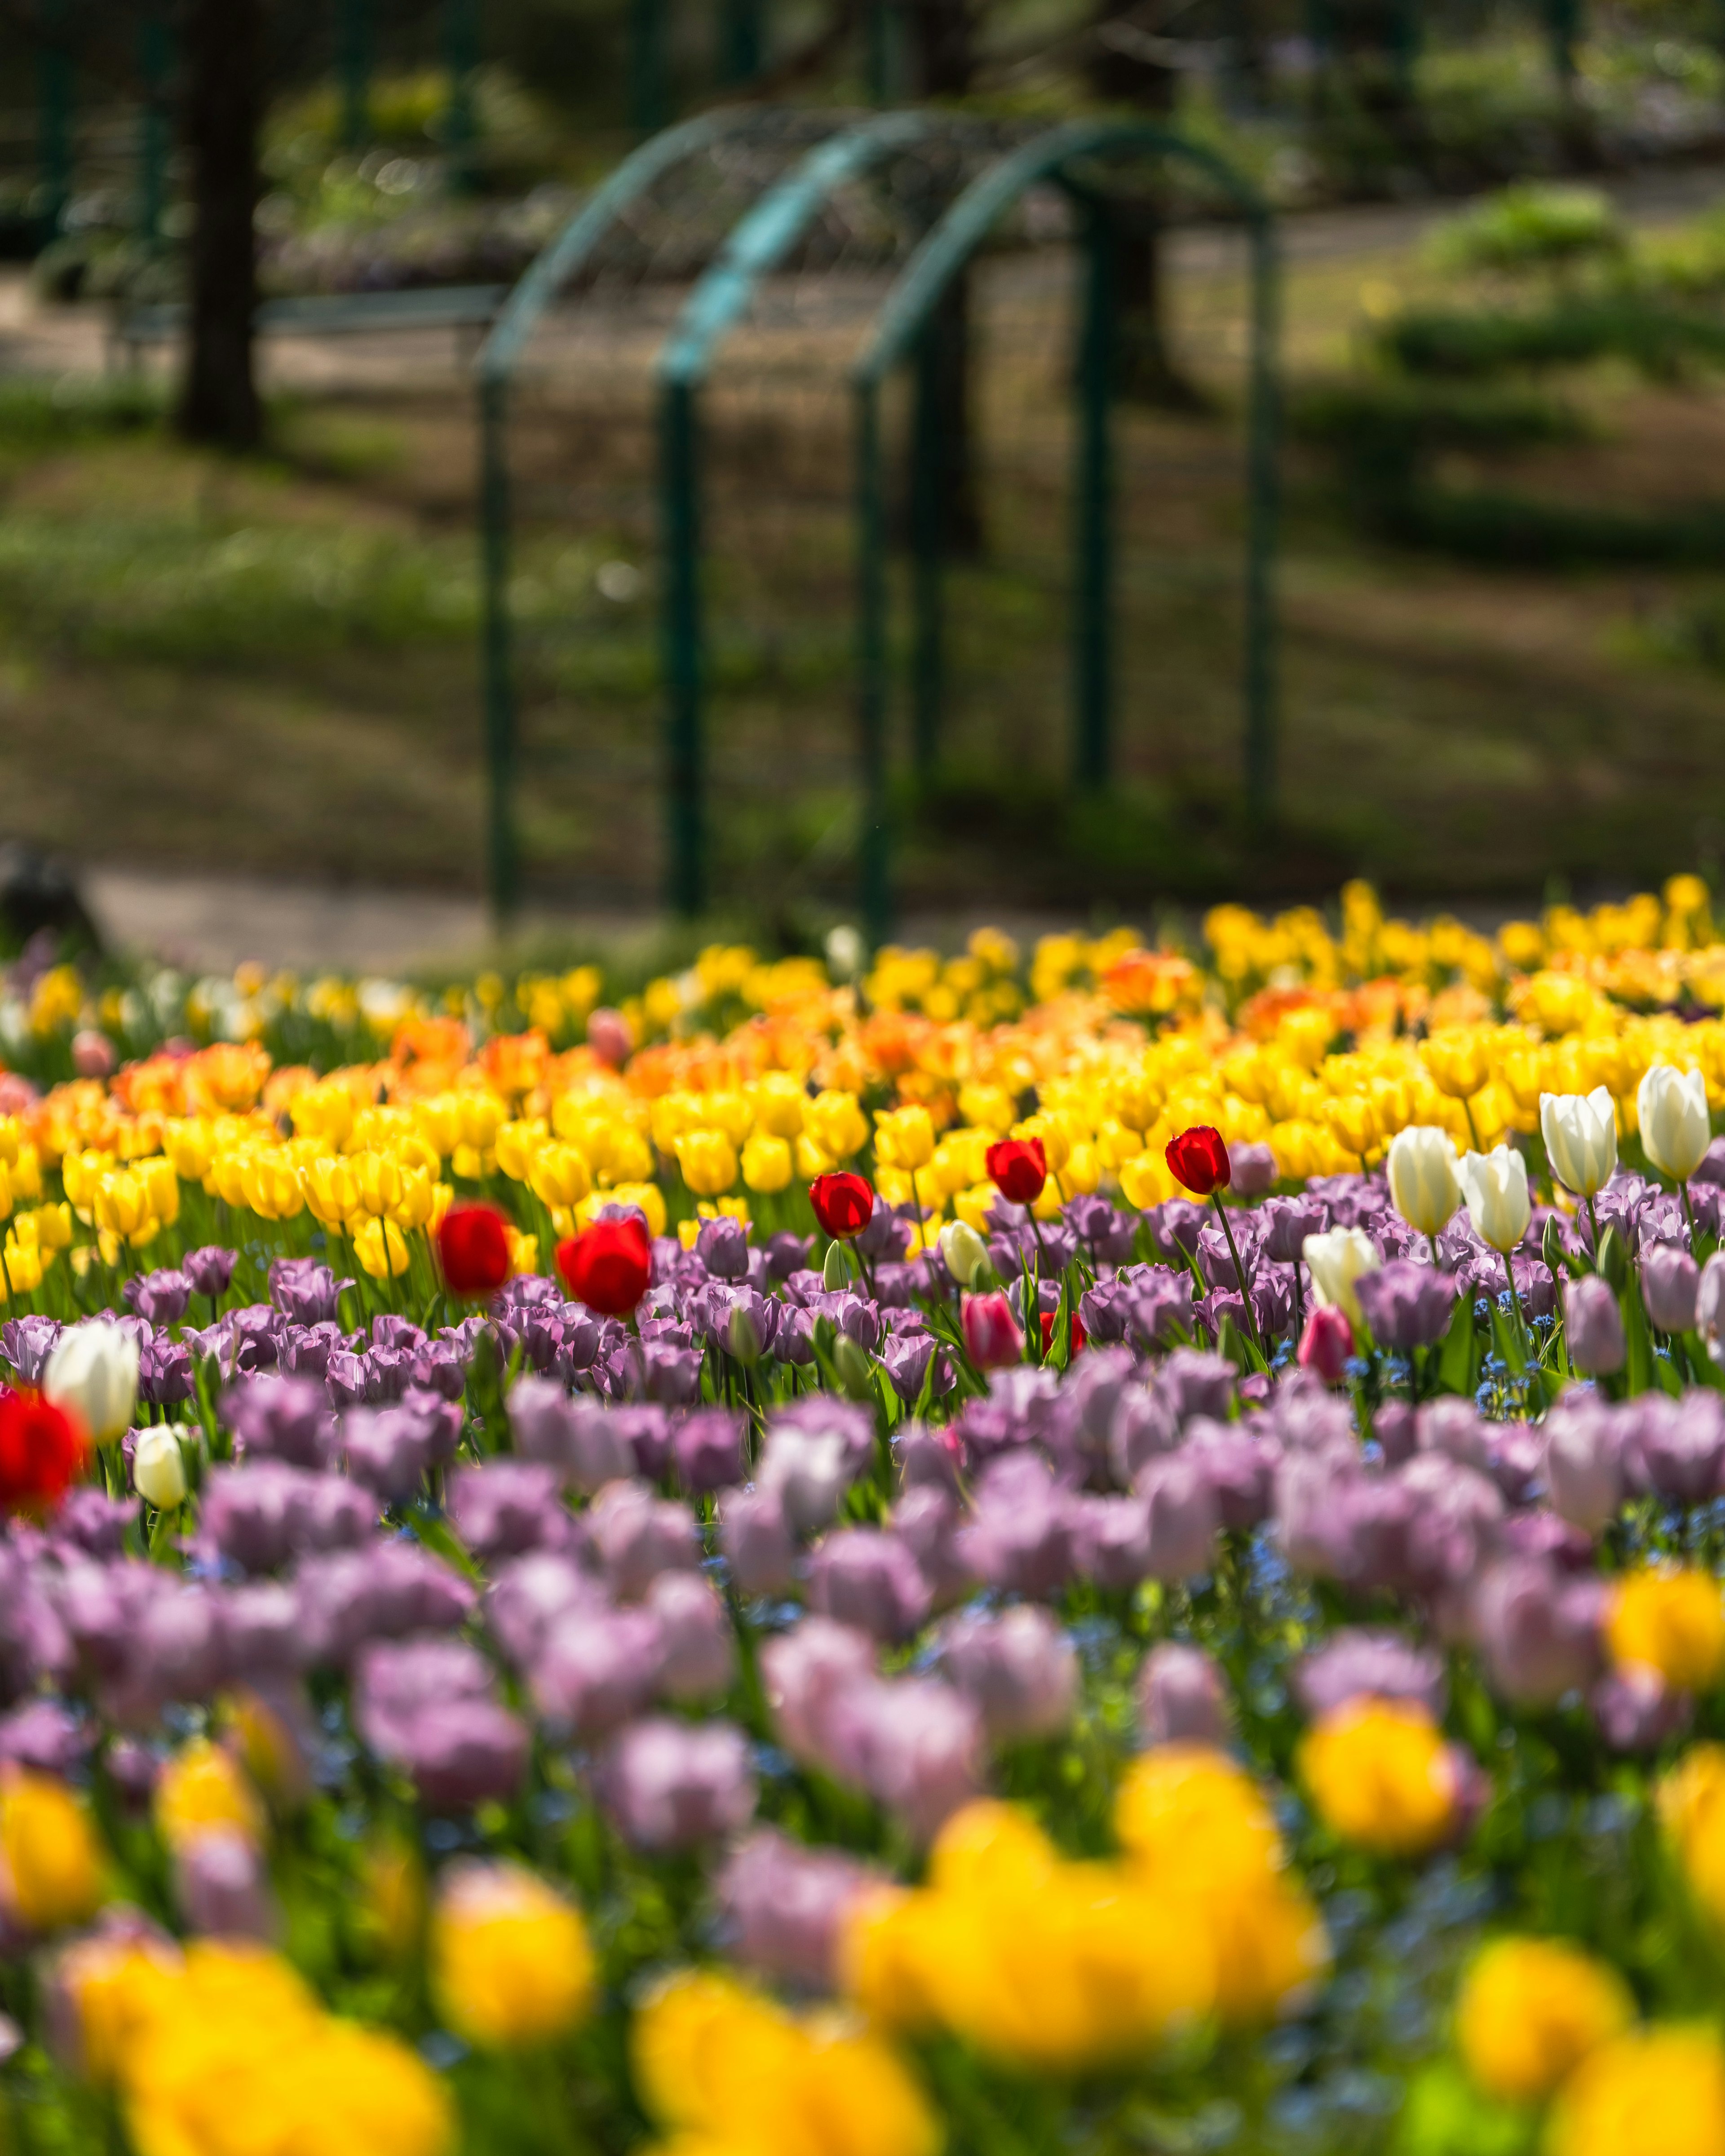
(1073, 202), (1115, 791)
(446, 0), (479, 187)
(721, 0), (763, 84)
(910, 324), (943, 777)
(856, 383), (891, 943)
(662, 380), (705, 916)
(866, 2), (898, 105)
(138, 7), (169, 251)
(1546, 0), (1580, 83)
(480, 378), (520, 923)
(337, 0), (371, 150)
(629, 0), (668, 138)
(38, 0), (72, 247)
(1243, 210), (1280, 831)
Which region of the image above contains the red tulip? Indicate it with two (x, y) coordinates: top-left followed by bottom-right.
(986, 1137), (1047, 1207)
(436, 1203), (513, 1298)
(0, 1389), (86, 1516)
(1165, 1126), (1231, 1198)
(809, 1171), (874, 1241)
(1040, 1309), (1087, 1359)
(1297, 1306), (1353, 1386)
(556, 1215), (653, 1316)
(962, 1291), (1024, 1370)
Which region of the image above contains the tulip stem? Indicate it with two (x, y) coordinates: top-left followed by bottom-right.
(1682, 1180), (1699, 1251)
(1587, 1196), (1602, 1264)
(1213, 1195), (1264, 1361)
(1462, 1096), (1482, 1153)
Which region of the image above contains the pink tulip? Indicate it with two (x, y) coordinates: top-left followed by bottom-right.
(961, 1291), (1023, 1370)
(1297, 1305), (1353, 1386)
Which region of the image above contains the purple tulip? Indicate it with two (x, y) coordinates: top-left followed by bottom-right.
(1137, 1642), (1231, 1747)
(1159, 1348), (1238, 1425)
(644, 1571), (734, 1700)
(447, 1463), (567, 1563)
(221, 1376), (332, 1470)
(1294, 1627), (1446, 1720)
(672, 1408), (746, 1495)
(760, 1618), (878, 1772)
(529, 1606), (663, 1739)
(939, 1605), (1076, 1743)
(1628, 1392), (1725, 1506)
(805, 1530), (931, 1644)
(293, 1544), (474, 1666)
(341, 1408), (431, 1505)
(200, 1462), (316, 1575)
(1181, 1420), (1278, 1531)
(0, 1700), (89, 1777)
(398, 1701), (531, 1810)
(126, 1269), (191, 1327)
(268, 1259), (349, 1327)
(1542, 1396), (1623, 1534)
(183, 1246), (237, 1301)
(1564, 1277), (1626, 1377)
(1591, 1665), (1693, 1753)
(483, 1553), (603, 1674)
(1261, 1196), (1327, 1266)
(1354, 1263), (1457, 1352)
(1, 1315), (62, 1386)
(221, 1583), (305, 1678)
(957, 1454), (1087, 1599)
(694, 1215), (750, 1281)
(1472, 1558), (1603, 1708)
(1642, 1245), (1700, 1335)
(1139, 1454), (1221, 1581)
(597, 1716), (756, 1851)
(51, 1488), (132, 1560)
(176, 1830), (276, 1942)
(880, 1327), (947, 1406)
(715, 1828), (885, 1991)
(820, 1675), (983, 1842)
(586, 1480), (700, 1601)
(717, 1485), (798, 1598)
(758, 1408), (871, 1537)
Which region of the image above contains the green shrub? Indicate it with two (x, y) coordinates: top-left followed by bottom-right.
(1429, 183), (1626, 277)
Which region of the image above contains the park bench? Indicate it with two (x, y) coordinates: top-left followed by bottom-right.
(108, 282), (510, 370)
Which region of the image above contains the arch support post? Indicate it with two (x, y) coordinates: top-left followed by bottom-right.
(630, 0), (668, 138)
(138, 6), (170, 250)
(1243, 210), (1279, 832)
(910, 322), (944, 777)
(1073, 197), (1116, 792)
(856, 382), (892, 944)
(662, 380), (705, 918)
(38, 0), (73, 246)
(480, 376), (519, 926)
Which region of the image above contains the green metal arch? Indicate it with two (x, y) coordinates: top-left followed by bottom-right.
(656, 111), (938, 917)
(850, 117), (1281, 940)
(854, 118), (1271, 388)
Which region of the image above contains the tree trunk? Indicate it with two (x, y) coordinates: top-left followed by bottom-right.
(905, 0), (982, 555)
(177, 0), (262, 451)
(1087, 2), (1203, 410)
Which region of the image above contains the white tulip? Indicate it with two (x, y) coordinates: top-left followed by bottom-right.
(937, 1219), (989, 1289)
(1457, 1145), (1532, 1255)
(43, 1321), (139, 1445)
(132, 1426), (187, 1510)
(1637, 1063), (1712, 1184)
(1540, 1087), (1618, 1199)
(1386, 1125), (1461, 1238)
(1301, 1227), (1380, 1328)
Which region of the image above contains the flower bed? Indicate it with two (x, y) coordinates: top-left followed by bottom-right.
(3, 878), (1725, 2154)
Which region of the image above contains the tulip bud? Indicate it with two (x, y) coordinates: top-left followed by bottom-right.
(1456, 1145), (1531, 1255)
(43, 1323), (139, 1447)
(1565, 1276), (1626, 1377)
(937, 1219), (989, 1289)
(1642, 1244), (1700, 1335)
(1298, 1305), (1353, 1386)
(1541, 1089), (1618, 1200)
(822, 1241), (852, 1292)
(1386, 1126), (1461, 1238)
(133, 1427), (188, 1510)
(1637, 1063), (1711, 1184)
(961, 1291), (1023, 1371)
(829, 1333), (876, 1403)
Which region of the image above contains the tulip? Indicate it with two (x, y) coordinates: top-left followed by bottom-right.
(937, 1219), (989, 1289)
(1541, 1088), (1618, 1200)
(435, 1204), (513, 1298)
(809, 1172), (874, 1241)
(133, 1427), (188, 1511)
(1457, 1144), (1532, 1255)
(43, 1323), (139, 1447)
(806, 1530), (930, 1645)
(1565, 1276), (1626, 1377)
(1301, 1227), (1379, 1328)
(1164, 1125), (1230, 1197)
(556, 1217), (651, 1316)
(1228, 1142), (1277, 1199)
(1542, 1399), (1623, 1535)
(1297, 1305), (1353, 1385)
(1643, 1244), (1700, 1334)
(1638, 1063), (1712, 1184)
(938, 1606), (1077, 1743)
(1137, 1642), (1230, 1747)
(1354, 1261), (1457, 1352)
(714, 1828), (884, 1991)
(1386, 1126), (1461, 1239)
(0, 1392), (85, 1516)
(962, 1291), (1023, 1370)
(986, 1138), (1047, 1206)
(1700, 1252), (1725, 1365)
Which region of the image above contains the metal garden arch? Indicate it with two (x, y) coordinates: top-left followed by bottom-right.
(850, 118), (1281, 938)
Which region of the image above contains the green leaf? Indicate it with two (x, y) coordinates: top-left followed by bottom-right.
(1438, 1290), (1481, 1395)
(1620, 1277), (1655, 1396)
(1391, 2060), (1537, 2156)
